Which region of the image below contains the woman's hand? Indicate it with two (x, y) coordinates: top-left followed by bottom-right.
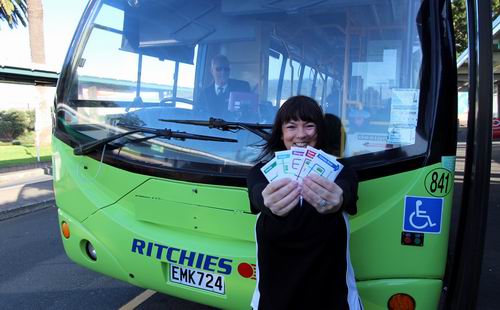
(262, 178), (301, 216)
(302, 174), (343, 214)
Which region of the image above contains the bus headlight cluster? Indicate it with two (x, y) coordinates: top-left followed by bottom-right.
(85, 241), (97, 261)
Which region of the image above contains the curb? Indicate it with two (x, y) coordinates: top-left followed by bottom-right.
(0, 161), (52, 174)
(0, 199), (55, 221)
(0, 165), (53, 185)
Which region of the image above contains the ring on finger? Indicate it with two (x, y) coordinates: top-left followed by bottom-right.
(319, 199), (328, 208)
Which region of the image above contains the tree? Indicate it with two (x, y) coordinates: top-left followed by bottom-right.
(452, 0), (467, 56)
(452, 0), (500, 56)
(26, 0), (51, 145)
(0, 0), (27, 28)
(1, 0), (50, 147)
(27, 0), (45, 64)
(0, 110), (29, 140)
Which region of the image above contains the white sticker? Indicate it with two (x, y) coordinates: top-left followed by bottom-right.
(388, 88), (419, 145)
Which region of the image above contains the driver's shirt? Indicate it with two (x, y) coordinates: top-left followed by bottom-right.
(214, 83), (228, 95)
(198, 79), (251, 118)
(247, 161), (363, 310)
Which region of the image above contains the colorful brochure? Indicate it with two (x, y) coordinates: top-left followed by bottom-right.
(261, 146), (343, 183)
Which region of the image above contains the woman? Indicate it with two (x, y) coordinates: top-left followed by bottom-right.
(247, 95), (363, 310)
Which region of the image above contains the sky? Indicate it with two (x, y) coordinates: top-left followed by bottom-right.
(0, 0), (88, 71)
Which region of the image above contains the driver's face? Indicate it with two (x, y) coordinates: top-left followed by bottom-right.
(211, 60), (230, 86)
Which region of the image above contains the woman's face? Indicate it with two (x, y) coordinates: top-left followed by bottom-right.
(281, 119), (318, 150)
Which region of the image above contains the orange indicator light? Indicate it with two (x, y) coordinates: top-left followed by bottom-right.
(61, 222), (70, 239)
(388, 293), (415, 310)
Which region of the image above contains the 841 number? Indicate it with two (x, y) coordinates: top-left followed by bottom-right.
(424, 168), (452, 197)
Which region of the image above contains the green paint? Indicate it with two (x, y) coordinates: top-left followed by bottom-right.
(54, 136), (455, 309)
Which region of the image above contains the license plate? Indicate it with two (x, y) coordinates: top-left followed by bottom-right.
(169, 264), (225, 295)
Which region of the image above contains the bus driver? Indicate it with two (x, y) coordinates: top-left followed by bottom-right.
(198, 54), (251, 119)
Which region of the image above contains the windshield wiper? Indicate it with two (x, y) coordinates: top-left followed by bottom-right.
(73, 124), (238, 156)
(159, 117), (272, 141)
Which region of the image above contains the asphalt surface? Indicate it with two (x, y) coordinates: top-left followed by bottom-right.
(475, 142), (500, 310)
(0, 207), (217, 309)
(0, 166), (54, 219)
(0, 207), (143, 310)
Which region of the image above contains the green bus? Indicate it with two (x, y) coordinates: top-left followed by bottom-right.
(52, 0), (492, 309)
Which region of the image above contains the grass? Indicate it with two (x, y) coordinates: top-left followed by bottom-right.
(0, 132), (52, 168)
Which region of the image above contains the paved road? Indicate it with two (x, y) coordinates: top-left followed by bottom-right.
(448, 142), (500, 310)
(0, 207), (143, 309)
(475, 142), (500, 310)
(0, 174), (53, 216)
(0, 207), (215, 310)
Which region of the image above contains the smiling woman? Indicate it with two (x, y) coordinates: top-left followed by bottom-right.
(247, 95), (362, 309)
(281, 119), (317, 149)
(257, 96), (327, 162)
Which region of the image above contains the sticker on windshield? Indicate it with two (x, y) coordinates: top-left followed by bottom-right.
(388, 88), (419, 145)
(441, 156), (456, 173)
(387, 127), (416, 145)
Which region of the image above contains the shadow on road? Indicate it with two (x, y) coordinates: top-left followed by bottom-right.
(0, 180), (53, 214)
(451, 138), (500, 310)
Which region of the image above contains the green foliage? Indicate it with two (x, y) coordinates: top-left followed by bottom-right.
(0, 0), (27, 28)
(452, 0), (500, 56)
(0, 109), (34, 141)
(25, 109), (35, 131)
(452, 0), (467, 56)
(0, 144), (52, 167)
(17, 130), (35, 145)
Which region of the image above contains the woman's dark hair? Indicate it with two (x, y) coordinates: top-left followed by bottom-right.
(256, 95), (328, 162)
(324, 113), (345, 157)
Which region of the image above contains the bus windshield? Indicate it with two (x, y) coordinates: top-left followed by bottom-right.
(56, 0), (424, 176)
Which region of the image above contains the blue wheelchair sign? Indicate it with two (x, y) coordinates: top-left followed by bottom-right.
(403, 196), (444, 234)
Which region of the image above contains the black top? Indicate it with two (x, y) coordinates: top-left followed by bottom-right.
(247, 162), (360, 310)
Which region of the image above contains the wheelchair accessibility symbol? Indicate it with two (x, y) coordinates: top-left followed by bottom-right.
(403, 196), (444, 234)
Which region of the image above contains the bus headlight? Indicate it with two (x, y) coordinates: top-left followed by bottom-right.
(85, 241), (97, 261)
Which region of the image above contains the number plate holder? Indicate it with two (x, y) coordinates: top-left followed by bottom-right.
(169, 264), (225, 295)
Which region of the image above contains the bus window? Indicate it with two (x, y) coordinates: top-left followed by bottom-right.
(60, 0), (427, 170)
(76, 4), (137, 102)
(267, 50), (283, 107)
(315, 72), (328, 105)
(74, 7), (197, 108)
(135, 48), (197, 107)
(344, 26), (422, 157)
(281, 58), (301, 104)
(93, 3), (123, 30)
(325, 76), (342, 116)
(299, 65), (316, 98)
